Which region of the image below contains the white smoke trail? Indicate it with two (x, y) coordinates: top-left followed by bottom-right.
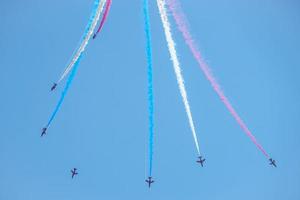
(156, 0), (201, 155)
(166, 0), (270, 158)
(58, 0), (107, 83)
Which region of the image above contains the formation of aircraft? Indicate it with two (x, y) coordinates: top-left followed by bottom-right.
(51, 83), (57, 91)
(41, 128), (47, 137)
(145, 176), (154, 188)
(196, 156), (206, 167)
(71, 168), (78, 178)
(269, 158), (277, 167)
(43, 81), (277, 186)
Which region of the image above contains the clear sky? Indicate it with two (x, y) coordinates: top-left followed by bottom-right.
(0, 0), (299, 199)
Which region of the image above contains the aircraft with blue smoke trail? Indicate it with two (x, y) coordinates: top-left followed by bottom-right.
(145, 177), (154, 188)
(196, 156), (206, 167)
(41, 128), (47, 137)
(51, 83), (57, 91)
(269, 158), (277, 167)
(71, 168), (78, 178)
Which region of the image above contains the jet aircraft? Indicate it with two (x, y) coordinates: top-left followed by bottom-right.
(51, 83), (57, 91)
(71, 168), (78, 178)
(269, 158), (277, 167)
(145, 177), (154, 188)
(41, 128), (47, 137)
(196, 156), (206, 167)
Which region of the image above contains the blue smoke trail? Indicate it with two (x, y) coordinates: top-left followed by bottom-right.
(70, 0), (99, 59)
(143, 0), (154, 177)
(75, 0), (100, 51)
(46, 55), (82, 128)
(80, 0), (100, 42)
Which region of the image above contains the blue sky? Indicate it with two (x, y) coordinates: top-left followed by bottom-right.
(0, 0), (299, 199)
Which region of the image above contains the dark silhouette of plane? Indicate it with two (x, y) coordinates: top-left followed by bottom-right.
(92, 34), (97, 39)
(269, 158), (277, 167)
(196, 156), (206, 167)
(71, 168), (78, 178)
(145, 177), (154, 188)
(51, 83), (57, 91)
(41, 128), (47, 137)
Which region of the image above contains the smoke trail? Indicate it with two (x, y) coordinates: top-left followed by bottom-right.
(156, 0), (201, 156)
(93, 0), (112, 39)
(46, 56), (82, 128)
(166, 0), (270, 158)
(57, 0), (106, 84)
(143, 0), (155, 177)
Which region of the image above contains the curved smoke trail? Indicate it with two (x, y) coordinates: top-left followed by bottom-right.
(143, 0), (155, 177)
(93, 0), (112, 39)
(57, 0), (106, 84)
(46, 56), (82, 128)
(156, 0), (202, 156)
(166, 0), (269, 158)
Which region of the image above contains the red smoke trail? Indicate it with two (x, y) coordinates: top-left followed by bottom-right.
(93, 0), (112, 39)
(166, 0), (269, 158)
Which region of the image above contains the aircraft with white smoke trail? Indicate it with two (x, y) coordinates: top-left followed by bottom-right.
(53, 0), (107, 88)
(196, 156), (206, 167)
(50, 83), (57, 91)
